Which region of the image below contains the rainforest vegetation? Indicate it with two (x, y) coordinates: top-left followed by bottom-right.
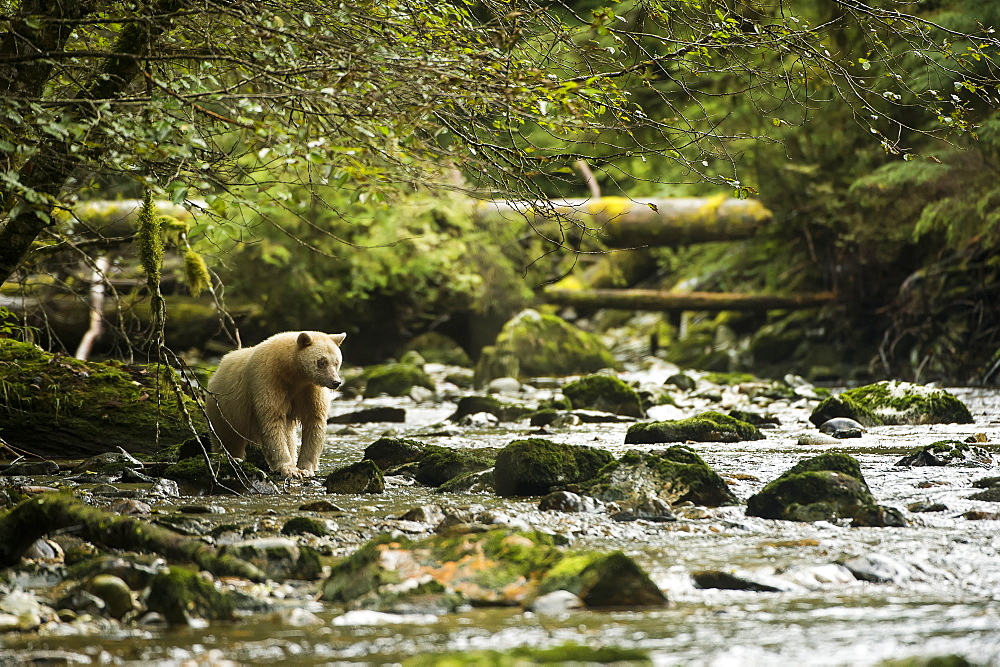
(1, 0), (998, 383)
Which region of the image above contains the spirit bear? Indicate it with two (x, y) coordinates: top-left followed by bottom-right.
(206, 331), (347, 479)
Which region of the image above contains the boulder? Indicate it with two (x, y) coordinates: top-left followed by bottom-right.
(582, 447), (738, 508)
(219, 537), (323, 581)
(163, 454), (278, 495)
(414, 446), (498, 487)
(562, 374), (645, 418)
(494, 439), (614, 497)
(0, 339), (206, 459)
(362, 437), (428, 470)
(145, 566), (236, 625)
(746, 453), (904, 525)
(474, 309), (618, 385)
(324, 460), (385, 494)
(896, 440), (994, 467)
(625, 411), (764, 444)
(397, 331), (472, 367)
(447, 395), (532, 423)
(809, 381), (973, 427)
(328, 407), (406, 424)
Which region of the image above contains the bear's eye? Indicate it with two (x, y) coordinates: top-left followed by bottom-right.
(317, 358), (329, 369)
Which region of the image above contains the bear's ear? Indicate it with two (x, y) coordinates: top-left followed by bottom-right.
(331, 332), (347, 346)
(297, 332), (314, 348)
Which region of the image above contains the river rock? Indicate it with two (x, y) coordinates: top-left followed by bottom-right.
(145, 566), (236, 625)
(665, 373), (697, 391)
(83, 574), (135, 619)
(494, 439), (614, 497)
(474, 309), (619, 386)
(562, 374), (645, 418)
(809, 380), (973, 427)
(1, 460), (60, 476)
(896, 441), (994, 467)
(528, 590), (584, 614)
(328, 406), (406, 424)
(819, 417), (865, 438)
(218, 537), (322, 581)
(448, 395), (532, 423)
(691, 569), (794, 592)
(609, 494), (677, 522)
(163, 454), (278, 495)
(415, 446), (498, 487)
(538, 491), (606, 514)
(459, 412), (499, 427)
(583, 447), (738, 508)
(281, 516), (338, 537)
(321, 529), (665, 611)
(437, 468), (496, 493)
(324, 460), (385, 494)
(839, 553), (911, 583)
(362, 437), (428, 470)
(625, 411), (764, 444)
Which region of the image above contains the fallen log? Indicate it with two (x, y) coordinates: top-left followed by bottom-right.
(477, 196), (771, 248)
(0, 492), (266, 581)
(542, 288), (838, 312)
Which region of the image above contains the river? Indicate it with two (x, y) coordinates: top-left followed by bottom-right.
(2, 380), (999, 666)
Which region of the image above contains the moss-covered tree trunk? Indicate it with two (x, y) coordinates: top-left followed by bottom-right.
(0, 493), (266, 581)
(542, 287), (838, 312)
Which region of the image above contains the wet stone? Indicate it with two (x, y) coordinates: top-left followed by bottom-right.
(819, 417), (865, 438)
(324, 460), (385, 494)
(538, 491), (606, 514)
(610, 495), (677, 523)
(109, 498), (152, 515)
(399, 504), (446, 525)
(839, 553), (910, 583)
(328, 406), (406, 424)
(896, 441), (994, 468)
(282, 516), (338, 536)
(1, 460), (60, 476)
(691, 569), (791, 593)
(299, 499), (347, 512)
(968, 487), (1000, 502)
(907, 501), (948, 513)
(529, 590), (584, 614)
(83, 574), (135, 619)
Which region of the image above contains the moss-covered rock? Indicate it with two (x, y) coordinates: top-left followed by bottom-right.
(896, 440), (994, 467)
(474, 309), (618, 385)
(494, 439), (615, 497)
(281, 516), (337, 537)
(362, 437), (428, 471)
(163, 454), (277, 494)
(0, 339), (205, 458)
(582, 447), (738, 508)
(321, 529), (664, 611)
(562, 374), (645, 418)
(324, 460), (385, 494)
(361, 363), (435, 398)
(625, 411), (764, 444)
(414, 446), (498, 487)
(397, 331), (472, 367)
(403, 645), (651, 666)
(447, 395), (533, 423)
(145, 566), (235, 625)
(218, 537), (323, 581)
(809, 381), (974, 427)
(746, 453), (901, 525)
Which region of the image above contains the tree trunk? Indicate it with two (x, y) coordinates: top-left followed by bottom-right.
(542, 288), (838, 311)
(0, 492), (266, 581)
(476, 196), (771, 248)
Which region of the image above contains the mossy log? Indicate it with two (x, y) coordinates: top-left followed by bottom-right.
(542, 288), (838, 312)
(477, 196), (771, 248)
(0, 493), (266, 581)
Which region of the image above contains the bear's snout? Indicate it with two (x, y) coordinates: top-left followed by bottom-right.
(326, 378), (342, 390)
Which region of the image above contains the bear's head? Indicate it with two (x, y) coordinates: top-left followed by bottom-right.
(296, 331), (347, 389)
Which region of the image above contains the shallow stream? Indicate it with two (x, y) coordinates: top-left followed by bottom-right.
(3, 385), (1000, 666)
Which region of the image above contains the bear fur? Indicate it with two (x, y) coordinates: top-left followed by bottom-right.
(206, 331), (347, 479)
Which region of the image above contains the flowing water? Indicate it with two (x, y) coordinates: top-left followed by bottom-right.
(3, 385), (1000, 666)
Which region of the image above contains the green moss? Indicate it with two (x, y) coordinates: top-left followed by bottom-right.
(777, 452), (868, 487)
(0, 340), (205, 456)
(747, 454), (878, 522)
(145, 566), (234, 625)
(562, 374), (645, 417)
(625, 411), (763, 444)
(810, 381), (973, 426)
(363, 437), (428, 470)
(702, 371), (758, 385)
(494, 439), (615, 497)
(414, 446), (498, 487)
(362, 362), (435, 398)
(538, 551), (667, 608)
(321, 534), (407, 603)
(324, 460), (385, 494)
(475, 309), (618, 384)
(583, 446), (738, 507)
(163, 454), (270, 493)
(398, 332), (472, 367)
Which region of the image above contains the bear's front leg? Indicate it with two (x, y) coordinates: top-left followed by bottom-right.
(259, 414), (307, 479)
(296, 416), (327, 474)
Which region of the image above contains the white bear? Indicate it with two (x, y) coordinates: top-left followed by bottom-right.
(206, 331), (346, 478)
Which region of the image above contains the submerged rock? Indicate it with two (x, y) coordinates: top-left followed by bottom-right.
(219, 537), (322, 581)
(474, 309), (618, 385)
(582, 447), (738, 508)
(145, 566), (235, 625)
(328, 407), (406, 424)
(625, 411), (764, 444)
(809, 381), (973, 427)
(493, 439), (614, 497)
(447, 395), (532, 423)
(414, 446), (498, 487)
(691, 569), (792, 592)
(358, 363), (435, 398)
(562, 374), (645, 418)
(163, 454), (277, 495)
(362, 437), (428, 471)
